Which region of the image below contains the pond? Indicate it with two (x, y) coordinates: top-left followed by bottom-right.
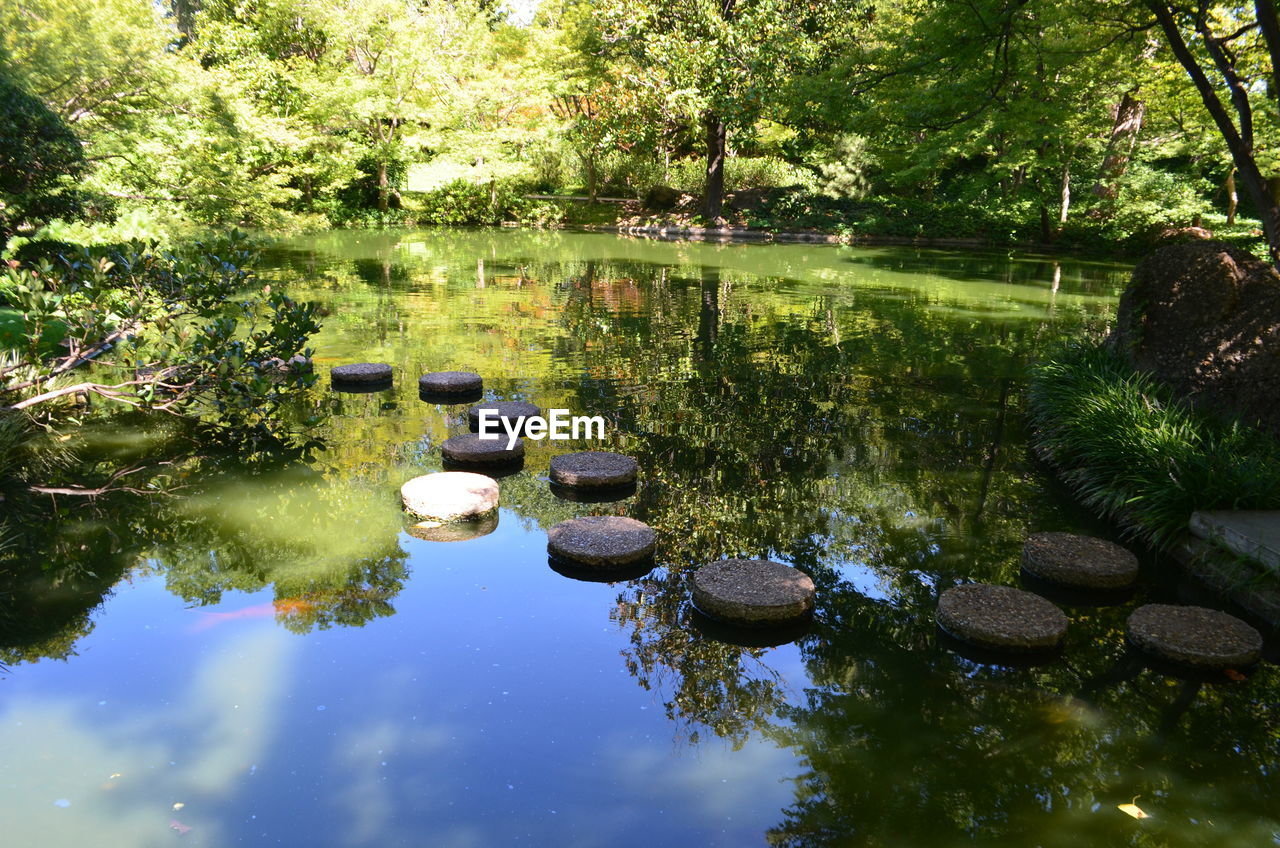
(1, 230), (1277, 847)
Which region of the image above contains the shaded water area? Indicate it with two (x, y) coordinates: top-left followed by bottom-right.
(2, 230), (1278, 847)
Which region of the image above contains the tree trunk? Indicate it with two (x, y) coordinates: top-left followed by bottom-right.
(1091, 89), (1145, 202)
(171, 0), (201, 38)
(702, 112), (727, 223)
(1226, 169), (1238, 224)
(584, 154), (598, 203)
(377, 160), (389, 213)
(1148, 1), (1280, 266)
(1040, 204), (1052, 243)
(1059, 160), (1071, 225)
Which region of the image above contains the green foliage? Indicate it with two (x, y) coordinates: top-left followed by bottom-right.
(0, 71), (85, 241)
(408, 179), (565, 227)
(1028, 343), (1280, 549)
(2, 233), (325, 452)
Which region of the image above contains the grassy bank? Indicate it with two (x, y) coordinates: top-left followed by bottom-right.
(1027, 343), (1280, 550)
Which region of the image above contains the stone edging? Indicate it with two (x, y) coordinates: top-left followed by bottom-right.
(1169, 534), (1280, 631)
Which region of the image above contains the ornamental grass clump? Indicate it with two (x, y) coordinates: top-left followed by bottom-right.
(1028, 344), (1280, 550)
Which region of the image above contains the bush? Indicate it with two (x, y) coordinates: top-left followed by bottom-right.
(665, 155), (816, 194)
(1027, 343), (1280, 549)
(407, 180), (564, 227)
(0, 72), (85, 242)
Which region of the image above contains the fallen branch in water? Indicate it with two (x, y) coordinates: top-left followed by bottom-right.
(4, 377), (192, 413)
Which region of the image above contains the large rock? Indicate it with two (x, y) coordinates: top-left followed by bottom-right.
(1107, 242), (1280, 436)
(643, 185), (683, 211)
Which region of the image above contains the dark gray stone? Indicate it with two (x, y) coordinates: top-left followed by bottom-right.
(1021, 532), (1139, 590)
(441, 433), (525, 465)
(419, 371), (483, 394)
(547, 516), (655, 567)
(1127, 603), (1263, 669)
(331, 362), (392, 385)
(691, 559), (816, 626)
(936, 584), (1068, 652)
(468, 401), (542, 433)
(549, 452), (638, 488)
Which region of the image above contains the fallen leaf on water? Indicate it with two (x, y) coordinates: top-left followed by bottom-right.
(169, 819), (192, 835)
(1224, 668), (1246, 682)
(1118, 803), (1150, 820)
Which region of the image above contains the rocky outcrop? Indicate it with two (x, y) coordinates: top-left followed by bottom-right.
(1107, 242), (1280, 436)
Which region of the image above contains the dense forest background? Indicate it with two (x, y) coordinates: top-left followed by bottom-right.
(2, 0), (1279, 256)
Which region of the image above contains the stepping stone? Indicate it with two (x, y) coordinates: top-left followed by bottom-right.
(468, 401), (542, 433)
(1021, 532), (1139, 590)
(547, 516), (655, 568)
(331, 362), (392, 389)
(406, 511), (498, 543)
(550, 452), (639, 488)
(936, 584), (1068, 652)
(419, 371), (483, 395)
(1126, 604), (1263, 669)
(691, 559), (816, 626)
(441, 433), (525, 465)
(400, 472), (499, 523)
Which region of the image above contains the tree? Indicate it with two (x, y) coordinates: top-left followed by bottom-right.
(594, 0), (862, 221)
(310, 0), (489, 213)
(0, 69), (85, 241)
(1142, 0), (1280, 265)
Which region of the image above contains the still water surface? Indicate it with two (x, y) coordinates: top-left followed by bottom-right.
(1, 230), (1276, 847)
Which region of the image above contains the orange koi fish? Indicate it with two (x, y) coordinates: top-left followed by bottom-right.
(189, 599), (315, 632)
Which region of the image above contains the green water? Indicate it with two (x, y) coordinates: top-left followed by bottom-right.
(1, 229), (1276, 847)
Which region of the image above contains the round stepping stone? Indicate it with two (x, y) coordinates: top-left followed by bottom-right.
(691, 559), (816, 626)
(332, 362), (392, 387)
(467, 401), (541, 433)
(547, 516), (655, 568)
(550, 452), (639, 488)
(441, 433), (525, 465)
(1127, 604), (1263, 669)
(400, 472), (499, 523)
(419, 371), (483, 395)
(936, 584), (1068, 652)
(1021, 532), (1139, 590)
(406, 511), (498, 543)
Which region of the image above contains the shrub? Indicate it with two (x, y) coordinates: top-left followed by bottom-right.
(1027, 343), (1280, 549)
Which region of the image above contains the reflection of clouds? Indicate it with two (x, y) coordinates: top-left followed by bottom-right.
(327, 664), (475, 848)
(0, 626), (294, 848)
(606, 735), (801, 820)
